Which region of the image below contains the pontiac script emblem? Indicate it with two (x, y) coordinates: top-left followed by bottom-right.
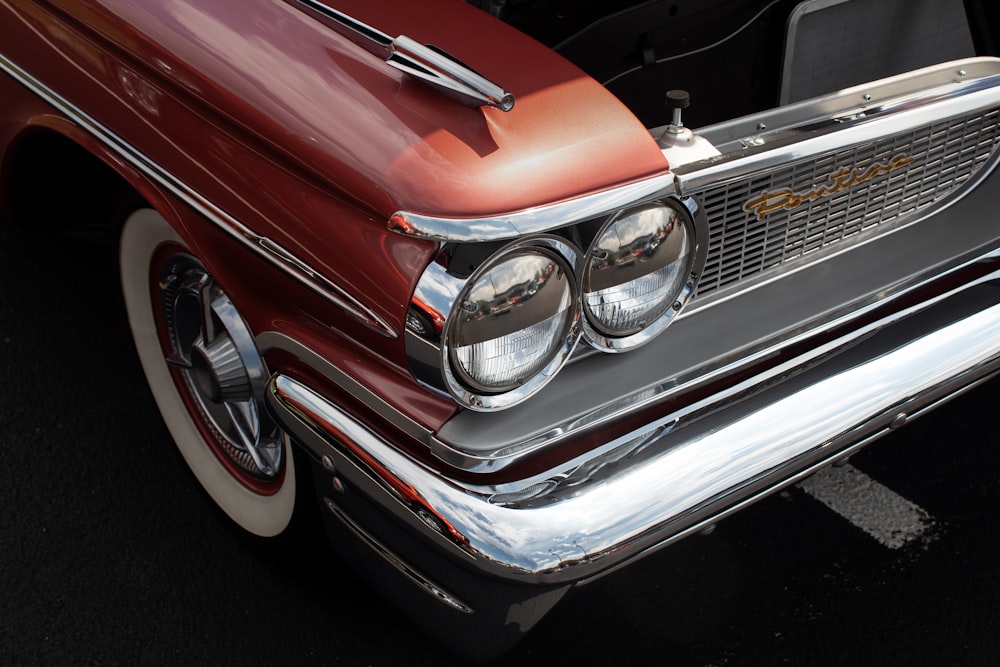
(744, 154), (915, 220)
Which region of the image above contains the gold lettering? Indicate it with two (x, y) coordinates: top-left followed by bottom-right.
(744, 154), (914, 220)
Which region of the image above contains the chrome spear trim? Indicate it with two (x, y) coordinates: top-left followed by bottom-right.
(387, 36), (515, 112)
(293, 0), (515, 111)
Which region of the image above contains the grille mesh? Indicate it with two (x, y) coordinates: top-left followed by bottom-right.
(692, 108), (1000, 297)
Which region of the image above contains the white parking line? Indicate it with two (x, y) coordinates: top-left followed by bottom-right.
(797, 463), (935, 549)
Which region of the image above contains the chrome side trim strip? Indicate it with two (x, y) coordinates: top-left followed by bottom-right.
(270, 272), (1000, 583)
(256, 331), (436, 446)
(0, 52), (397, 338)
(292, 0), (393, 50)
(321, 497), (473, 614)
(387, 174), (676, 242)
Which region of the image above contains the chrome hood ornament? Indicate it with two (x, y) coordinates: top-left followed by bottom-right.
(292, 0), (515, 111)
(386, 36), (515, 112)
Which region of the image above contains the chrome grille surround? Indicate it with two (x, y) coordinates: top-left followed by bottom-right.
(673, 59), (1000, 306)
(431, 59), (1000, 471)
(690, 108), (1000, 297)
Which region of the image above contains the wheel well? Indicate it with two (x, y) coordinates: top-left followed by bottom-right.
(2, 130), (145, 242)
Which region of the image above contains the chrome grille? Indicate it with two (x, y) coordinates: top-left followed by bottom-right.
(693, 108), (1000, 297)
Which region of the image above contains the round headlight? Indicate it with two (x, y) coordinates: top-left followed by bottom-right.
(583, 202), (695, 350)
(444, 243), (580, 409)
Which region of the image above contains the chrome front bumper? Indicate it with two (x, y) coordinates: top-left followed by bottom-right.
(257, 59), (1000, 658)
(267, 259), (1000, 596)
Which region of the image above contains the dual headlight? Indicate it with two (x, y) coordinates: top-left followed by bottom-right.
(407, 199), (704, 410)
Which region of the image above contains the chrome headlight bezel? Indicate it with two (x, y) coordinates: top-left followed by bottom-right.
(408, 236), (583, 411)
(403, 198), (706, 412)
(582, 199), (705, 352)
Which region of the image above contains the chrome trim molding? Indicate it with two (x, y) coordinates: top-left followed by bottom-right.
(321, 497), (474, 614)
(673, 58), (1000, 311)
(404, 199), (707, 415)
(389, 58), (1000, 247)
(292, 0), (393, 49)
(676, 58), (1000, 191)
(388, 36), (515, 112)
(256, 331), (437, 446)
(270, 267), (1000, 583)
(428, 248), (1000, 473)
(406, 235), (584, 411)
(438, 239), (582, 410)
(387, 174), (676, 242)
(0, 52), (397, 338)
(293, 1), (514, 111)
(688, 102), (1000, 303)
(580, 197), (709, 352)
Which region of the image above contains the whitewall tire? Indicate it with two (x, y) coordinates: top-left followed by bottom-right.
(120, 209), (297, 538)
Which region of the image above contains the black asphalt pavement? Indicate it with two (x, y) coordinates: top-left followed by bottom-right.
(2, 221), (1000, 665)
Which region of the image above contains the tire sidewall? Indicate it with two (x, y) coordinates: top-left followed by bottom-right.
(120, 208), (297, 538)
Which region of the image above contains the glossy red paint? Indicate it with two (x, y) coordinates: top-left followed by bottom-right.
(139, 199), (461, 432)
(1, 1), (428, 345)
(1, 0), (668, 433)
(0, 0), (666, 356)
(0, 4), (461, 432)
(37, 0), (667, 217)
(336, 0), (670, 214)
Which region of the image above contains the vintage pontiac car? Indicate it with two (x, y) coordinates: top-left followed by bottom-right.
(3, 0), (1000, 658)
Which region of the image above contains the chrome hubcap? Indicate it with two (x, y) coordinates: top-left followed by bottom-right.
(159, 256), (283, 480)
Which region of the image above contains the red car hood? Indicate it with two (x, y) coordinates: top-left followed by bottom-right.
(38, 0), (668, 220)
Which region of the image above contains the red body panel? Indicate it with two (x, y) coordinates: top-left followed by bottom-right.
(0, 0), (666, 433)
(21, 0), (667, 217)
